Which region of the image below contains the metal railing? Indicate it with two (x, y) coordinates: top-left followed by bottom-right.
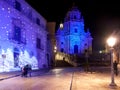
(69, 72), (74, 90)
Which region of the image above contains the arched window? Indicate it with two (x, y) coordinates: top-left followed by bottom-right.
(74, 45), (78, 53)
(61, 48), (64, 52)
(14, 26), (21, 43)
(74, 15), (76, 19)
(13, 47), (20, 67)
(74, 28), (77, 33)
(61, 42), (63, 44)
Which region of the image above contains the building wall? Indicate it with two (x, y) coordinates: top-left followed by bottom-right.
(0, 0), (47, 72)
(47, 22), (56, 67)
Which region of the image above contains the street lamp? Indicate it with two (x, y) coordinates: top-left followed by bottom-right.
(54, 46), (57, 67)
(107, 37), (117, 87)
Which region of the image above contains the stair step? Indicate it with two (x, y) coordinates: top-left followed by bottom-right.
(55, 60), (73, 67)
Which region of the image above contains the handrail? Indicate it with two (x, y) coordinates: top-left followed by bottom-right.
(70, 72), (74, 90)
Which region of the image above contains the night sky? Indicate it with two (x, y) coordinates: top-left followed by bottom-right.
(25, 0), (120, 51)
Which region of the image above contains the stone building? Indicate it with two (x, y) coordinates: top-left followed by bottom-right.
(0, 0), (48, 72)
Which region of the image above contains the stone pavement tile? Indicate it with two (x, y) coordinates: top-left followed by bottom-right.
(72, 71), (120, 90)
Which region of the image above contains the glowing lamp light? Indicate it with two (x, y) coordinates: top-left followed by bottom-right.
(107, 37), (116, 47)
(54, 46), (57, 53)
(54, 46), (57, 50)
(60, 23), (63, 29)
(99, 50), (102, 53)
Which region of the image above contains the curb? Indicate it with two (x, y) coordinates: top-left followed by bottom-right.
(0, 74), (21, 81)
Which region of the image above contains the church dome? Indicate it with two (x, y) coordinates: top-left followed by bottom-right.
(64, 6), (83, 22)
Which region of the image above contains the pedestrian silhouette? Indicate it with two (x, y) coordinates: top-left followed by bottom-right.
(21, 64), (29, 77)
(27, 64), (32, 77)
(113, 60), (118, 76)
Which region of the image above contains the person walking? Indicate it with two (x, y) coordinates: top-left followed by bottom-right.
(113, 60), (118, 76)
(21, 66), (24, 77)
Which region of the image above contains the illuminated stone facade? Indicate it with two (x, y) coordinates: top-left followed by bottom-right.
(56, 6), (93, 55)
(0, 0), (47, 72)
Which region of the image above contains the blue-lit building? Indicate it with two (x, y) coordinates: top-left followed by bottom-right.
(0, 0), (48, 72)
(56, 6), (93, 55)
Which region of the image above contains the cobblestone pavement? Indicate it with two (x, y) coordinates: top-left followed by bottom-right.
(0, 66), (119, 90)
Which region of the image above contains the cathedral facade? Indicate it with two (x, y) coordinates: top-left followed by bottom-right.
(0, 0), (48, 72)
(56, 6), (93, 55)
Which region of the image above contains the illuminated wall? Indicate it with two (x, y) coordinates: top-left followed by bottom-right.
(56, 6), (93, 55)
(0, 0), (47, 72)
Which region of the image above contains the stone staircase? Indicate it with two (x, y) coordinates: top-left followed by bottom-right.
(55, 60), (73, 67)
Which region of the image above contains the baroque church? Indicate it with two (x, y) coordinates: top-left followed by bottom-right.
(56, 6), (93, 55)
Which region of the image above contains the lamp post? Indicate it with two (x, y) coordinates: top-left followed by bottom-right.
(54, 46), (57, 67)
(85, 49), (89, 72)
(107, 37), (117, 87)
